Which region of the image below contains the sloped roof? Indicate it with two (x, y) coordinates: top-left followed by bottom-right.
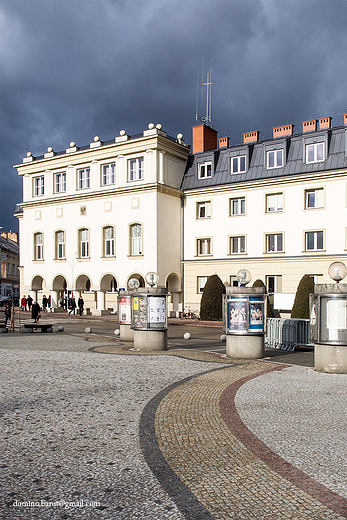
(0, 236), (19, 255)
(181, 126), (347, 191)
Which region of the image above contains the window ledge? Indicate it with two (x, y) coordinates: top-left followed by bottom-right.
(263, 251), (285, 255)
(76, 257), (91, 261)
(227, 253), (247, 256)
(101, 256), (116, 260)
(302, 249), (326, 254)
(304, 207), (325, 211)
(127, 254), (144, 258)
(54, 259), (66, 262)
(33, 260), (44, 263)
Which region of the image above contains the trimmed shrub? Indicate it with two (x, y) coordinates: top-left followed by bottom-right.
(200, 274), (226, 321)
(252, 278), (274, 318)
(291, 275), (314, 319)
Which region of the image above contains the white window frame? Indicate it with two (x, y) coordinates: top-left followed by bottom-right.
(33, 176), (44, 196)
(34, 233), (43, 260)
(197, 276), (208, 293)
(305, 230), (324, 251)
(79, 228), (89, 258)
(130, 223), (142, 256)
(197, 201), (211, 219)
(55, 230), (65, 259)
(102, 163), (116, 186)
(266, 193), (283, 213)
(230, 235), (246, 254)
(266, 275), (282, 293)
(267, 149), (283, 169)
(54, 172), (66, 193)
(230, 197), (246, 216)
(103, 226), (115, 257)
(128, 157), (144, 181)
(231, 155), (246, 174)
(78, 168), (90, 190)
(198, 162), (212, 179)
(266, 233), (283, 253)
(197, 238), (212, 256)
(305, 188), (324, 209)
(306, 142), (325, 164)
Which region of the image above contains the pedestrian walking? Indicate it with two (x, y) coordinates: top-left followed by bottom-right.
(47, 295), (51, 311)
(78, 296), (84, 316)
(68, 296), (76, 315)
(31, 301), (41, 323)
(4, 302), (11, 325)
(27, 295), (33, 312)
(42, 295), (48, 312)
(21, 295), (27, 311)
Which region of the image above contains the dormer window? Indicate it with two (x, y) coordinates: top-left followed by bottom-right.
(232, 155), (246, 174)
(306, 142), (325, 163)
(267, 150), (283, 169)
(198, 162), (212, 179)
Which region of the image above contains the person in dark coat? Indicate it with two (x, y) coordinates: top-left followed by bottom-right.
(42, 295), (48, 312)
(78, 297), (84, 316)
(31, 301), (40, 322)
(4, 302), (11, 325)
(26, 295), (33, 312)
(68, 296), (76, 315)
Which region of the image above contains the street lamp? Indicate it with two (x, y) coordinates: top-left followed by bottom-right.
(328, 261), (347, 283)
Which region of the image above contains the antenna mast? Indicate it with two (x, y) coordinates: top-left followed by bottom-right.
(196, 59), (212, 126)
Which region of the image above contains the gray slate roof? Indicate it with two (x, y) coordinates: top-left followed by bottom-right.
(0, 236), (19, 255)
(181, 126), (347, 191)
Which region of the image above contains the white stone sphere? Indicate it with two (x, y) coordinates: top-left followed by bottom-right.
(27, 152), (32, 157)
(85, 327), (91, 333)
(70, 141), (76, 147)
(94, 135), (100, 142)
(177, 133), (183, 140)
(119, 129), (126, 136)
(220, 334), (227, 342)
(58, 326), (64, 333)
(156, 123), (162, 130)
(183, 332), (191, 340)
(114, 329), (120, 336)
(47, 146), (53, 152)
(148, 123), (155, 129)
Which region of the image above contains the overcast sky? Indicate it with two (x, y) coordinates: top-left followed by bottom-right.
(0, 0), (346, 232)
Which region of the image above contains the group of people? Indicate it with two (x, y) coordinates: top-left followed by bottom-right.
(59, 295), (84, 316)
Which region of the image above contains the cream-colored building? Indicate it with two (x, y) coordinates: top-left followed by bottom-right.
(15, 114), (347, 317)
(182, 116), (347, 316)
(14, 124), (189, 314)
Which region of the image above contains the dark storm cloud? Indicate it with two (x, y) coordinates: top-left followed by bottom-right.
(0, 0), (346, 231)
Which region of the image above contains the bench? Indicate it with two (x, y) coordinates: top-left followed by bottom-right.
(21, 323), (53, 333)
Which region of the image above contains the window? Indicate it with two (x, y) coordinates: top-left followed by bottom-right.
(34, 176), (44, 196)
(102, 163), (116, 186)
(198, 162), (212, 179)
(128, 157), (144, 181)
(230, 236), (246, 254)
(103, 226), (115, 256)
(230, 276), (240, 287)
(197, 201), (211, 219)
(267, 150), (283, 169)
(12, 264), (16, 276)
(55, 231), (65, 259)
(130, 223), (142, 255)
(266, 233), (283, 252)
(197, 238), (211, 256)
(305, 231), (324, 251)
(231, 155), (246, 174)
(266, 193), (283, 212)
(34, 233), (43, 260)
(197, 276), (208, 293)
(54, 172), (66, 193)
(79, 228), (89, 258)
(305, 188), (324, 209)
(267, 275), (282, 293)
(78, 168), (90, 189)
(230, 197), (245, 216)
(306, 142), (325, 163)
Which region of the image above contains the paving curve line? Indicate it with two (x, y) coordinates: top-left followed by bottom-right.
(149, 360), (346, 520)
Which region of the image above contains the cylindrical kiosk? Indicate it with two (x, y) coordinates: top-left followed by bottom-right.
(118, 290), (134, 341)
(310, 283), (347, 373)
(131, 287), (168, 351)
(224, 286), (266, 359)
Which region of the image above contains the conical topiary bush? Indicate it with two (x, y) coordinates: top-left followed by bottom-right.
(200, 274), (226, 321)
(291, 275), (314, 319)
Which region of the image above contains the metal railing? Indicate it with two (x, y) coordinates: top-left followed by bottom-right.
(265, 318), (312, 351)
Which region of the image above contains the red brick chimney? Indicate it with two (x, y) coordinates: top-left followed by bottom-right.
(273, 125), (294, 138)
(192, 125), (218, 154)
(318, 117), (331, 129)
(243, 131), (259, 144)
(302, 119), (317, 132)
(344, 113), (347, 125)
(218, 136), (229, 148)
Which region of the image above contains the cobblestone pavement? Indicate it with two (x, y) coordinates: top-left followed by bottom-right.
(0, 332), (346, 519)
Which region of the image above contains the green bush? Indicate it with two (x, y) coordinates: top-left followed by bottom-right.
(291, 275), (314, 319)
(200, 274), (226, 321)
(252, 278), (274, 318)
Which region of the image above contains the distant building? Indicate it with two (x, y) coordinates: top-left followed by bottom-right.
(14, 125), (189, 314)
(0, 232), (19, 297)
(14, 113), (347, 316)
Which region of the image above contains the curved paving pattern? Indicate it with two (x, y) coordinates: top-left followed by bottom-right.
(149, 360), (346, 519)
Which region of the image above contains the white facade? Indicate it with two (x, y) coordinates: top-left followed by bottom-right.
(15, 126), (189, 314)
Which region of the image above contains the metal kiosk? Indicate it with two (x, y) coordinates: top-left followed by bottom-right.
(118, 289), (134, 342)
(131, 284), (168, 351)
(224, 272), (266, 359)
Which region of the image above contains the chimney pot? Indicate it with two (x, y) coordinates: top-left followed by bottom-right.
(272, 124), (294, 138)
(318, 117), (332, 129)
(302, 119), (317, 132)
(192, 124), (218, 154)
(218, 136), (229, 148)
(343, 113), (347, 125)
(243, 131), (259, 143)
